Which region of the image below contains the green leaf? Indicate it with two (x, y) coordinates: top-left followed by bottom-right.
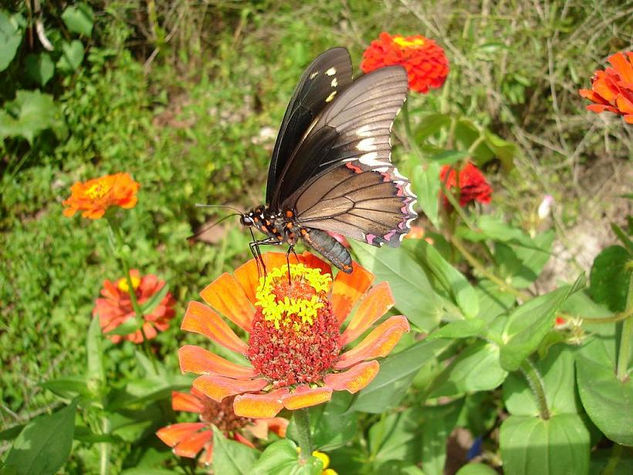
(503, 345), (578, 416)
(495, 231), (554, 289)
(474, 279), (516, 323)
(57, 40), (85, 72)
(40, 376), (92, 399)
(456, 463), (498, 475)
(410, 161), (441, 229)
(369, 407), (422, 464)
(106, 374), (191, 410)
(350, 339), (451, 412)
(420, 400), (463, 475)
(211, 426), (258, 475)
(3, 400), (77, 475)
(482, 129), (517, 171)
(350, 241), (442, 331)
(0, 425), (23, 441)
(0, 90), (65, 144)
(25, 53), (55, 86)
(412, 239), (479, 318)
(576, 338), (633, 446)
(0, 10), (22, 71)
(499, 413), (589, 475)
(459, 215), (532, 246)
(102, 314), (143, 336)
(499, 275), (584, 371)
(61, 3), (94, 36)
(611, 223), (633, 255)
(589, 245), (632, 312)
(308, 392), (357, 451)
(414, 112), (451, 141)
(427, 319), (487, 341)
(432, 342), (507, 397)
(252, 439), (323, 475)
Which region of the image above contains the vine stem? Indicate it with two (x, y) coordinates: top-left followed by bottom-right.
(616, 275), (633, 381)
(294, 408), (313, 462)
(520, 358), (550, 420)
(99, 416), (110, 475)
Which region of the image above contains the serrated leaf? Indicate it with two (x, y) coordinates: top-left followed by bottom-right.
(589, 245), (632, 312)
(576, 338), (633, 446)
(57, 40), (84, 72)
(0, 90), (65, 144)
(350, 339), (451, 413)
(500, 275), (585, 371)
(499, 413), (589, 475)
(61, 3), (94, 36)
(350, 241), (442, 331)
(25, 53), (54, 86)
(0, 10), (22, 71)
(3, 400), (77, 475)
(211, 425), (258, 475)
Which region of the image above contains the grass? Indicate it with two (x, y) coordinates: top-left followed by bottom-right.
(1, 0), (632, 469)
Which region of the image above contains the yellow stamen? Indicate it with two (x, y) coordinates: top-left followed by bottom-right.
(393, 36), (425, 48)
(255, 263), (332, 329)
(118, 275), (141, 292)
(85, 182), (110, 199)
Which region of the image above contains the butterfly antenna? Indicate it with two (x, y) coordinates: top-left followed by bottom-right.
(188, 212), (241, 241)
(195, 203), (244, 214)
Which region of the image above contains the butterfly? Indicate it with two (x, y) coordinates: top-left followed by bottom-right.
(240, 47), (417, 273)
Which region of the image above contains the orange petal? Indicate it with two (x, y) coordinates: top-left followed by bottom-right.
(335, 315), (410, 369)
(331, 262), (374, 325)
(156, 422), (206, 447)
(297, 251), (332, 276)
(200, 444), (214, 465)
(200, 273), (254, 332)
(234, 258), (263, 304)
(192, 374), (268, 402)
(181, 302), (248, 354)
(340, 282), (394, 346)
(178, 345), (255, 379)
(282, 385), (332, 410)
(625, 114), (633, 124)
(233, 432), (256, 448)
(171, 390), (204, 413)
(233, 388), (289, 418)
(324, 360), (380, 393)
(616, 94), (633, 114)
(267, 417), (289, 437)
(609, 52), (633, 86)
(587, 103), (618, 114)
(173, 429), (213, 458)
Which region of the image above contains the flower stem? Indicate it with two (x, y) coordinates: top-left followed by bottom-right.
(99, 416), (110, 475)
(401, 100), (425, 162)
(616, 274), (633, 381)
(520, 358), (550, 420)
(294, 408), (313, 462)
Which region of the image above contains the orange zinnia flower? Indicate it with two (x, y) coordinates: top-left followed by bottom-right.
(579, 51), (633, 123)
(63, 172), (140, 219)
(179, 252), (410, 418)
(156, 388), (287, 465)
(440, 162), (492, 208)
(93, 269), (176, 344)
(361, 32), (449, 93)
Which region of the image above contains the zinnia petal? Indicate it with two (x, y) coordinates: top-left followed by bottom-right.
(233, 388), (289, 418)
(324, 360), (380, 393)
(200, 273), (255, 332)
(340, 281), (395, 346)
(178, 344), (255, 378)
(171, 390), (204, 413)
(173, 430), (213, 458)
(181, 301), (248, 354)
(156, 422), (206, 447)
(335, 315), (410, 369)
(192, 374), (269, 402)
(281, 385), (333, 410)
(331, 263), (374, 325)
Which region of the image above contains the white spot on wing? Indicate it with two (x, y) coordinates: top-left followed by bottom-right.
(325, 91), (337, 103)
(357, 137), (376, 151)
(326, 67), (336, 76)
(331, 78), (338, 87)
(310, 71), (319, 79)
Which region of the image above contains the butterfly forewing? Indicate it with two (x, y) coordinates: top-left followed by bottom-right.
(266, 48), (353, 205)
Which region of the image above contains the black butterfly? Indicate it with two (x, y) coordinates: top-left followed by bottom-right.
(240, 47), (417, 273)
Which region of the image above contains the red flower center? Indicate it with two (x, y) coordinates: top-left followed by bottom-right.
(247, 265), (341, 388)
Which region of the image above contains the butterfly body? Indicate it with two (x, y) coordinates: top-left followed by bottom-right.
(242, 47), (417, 273)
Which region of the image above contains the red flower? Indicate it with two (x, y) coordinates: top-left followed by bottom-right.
(361, 32), (449, 93)
(579, 51), (633, 123)
(440, 162), (492, 208)
(93, 270), (176, 344)
(179, 252), (410, 418)
(156, 389), (287, 465)
(63, 172), (140, 219)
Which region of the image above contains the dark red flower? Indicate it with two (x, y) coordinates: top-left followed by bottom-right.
(361, 32), (449, 93)
(440, 162), (492, 208)
(579, 51), (633, 123)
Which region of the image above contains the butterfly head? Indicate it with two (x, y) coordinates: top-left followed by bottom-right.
(240, 207), (265, 228)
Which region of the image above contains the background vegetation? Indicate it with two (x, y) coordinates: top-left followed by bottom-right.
(1, 0), (633, 473)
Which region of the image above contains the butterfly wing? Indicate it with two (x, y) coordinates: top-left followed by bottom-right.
(266, 47), (353, 205)
(274, 66), (417, 247)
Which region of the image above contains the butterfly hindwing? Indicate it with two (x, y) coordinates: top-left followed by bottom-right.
(266, 48), (353, 204)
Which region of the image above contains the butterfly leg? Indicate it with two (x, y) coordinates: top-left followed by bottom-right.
(249, 235), (282, 279)
(284, 245), (301, 285)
